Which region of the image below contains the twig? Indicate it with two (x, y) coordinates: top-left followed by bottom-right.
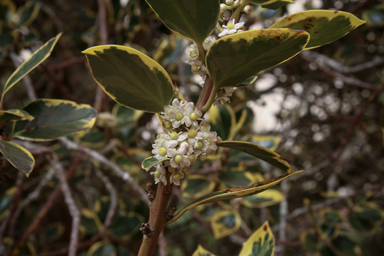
(59, 137), (150, 206)
(8, 169), (55, 240)
(93, 0), (109, 111)
(13, 154), (82, 252)
(47, 56), (86, 71)
(300, 52), (379, 90)
(9, 52), (37, 101)
(278, 181), (289, 256)
(0, 172), (25, 255)
(271, 181), (384, 232)
(302, 51), (384, 74)
(47, 153), (80, 256)
(94, 168), (117, 236)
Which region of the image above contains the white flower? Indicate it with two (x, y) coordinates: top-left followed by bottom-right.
(203, 36), (216, 51)
(150, 164), (167, 185)
(187, 43), (199, 60)
(169, 170), (185, 186)
(218, 19), (244, 37)
(168, 142), (191, 168)
(151, 133), (178, 157)
(213, 87), (235, 106)
(161, 99), (187, 128)
(183, 102), (202, 127)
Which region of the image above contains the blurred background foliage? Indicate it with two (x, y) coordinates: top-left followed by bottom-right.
(0, 0), (383, 255)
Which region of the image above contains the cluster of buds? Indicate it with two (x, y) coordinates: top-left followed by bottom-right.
(220, 0), (252, 15)
(185, 36), (216, 77)
(150, 99), (222, 186)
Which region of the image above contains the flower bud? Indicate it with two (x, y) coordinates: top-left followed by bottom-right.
(226, 0), (233, 5)
(168, 167), (176, 173)
(199, 155), (207, 161)
(243, 5), (252, 14)
(164, 121), (172, 129)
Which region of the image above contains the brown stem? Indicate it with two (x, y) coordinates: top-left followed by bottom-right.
(138, 181), (173, 256)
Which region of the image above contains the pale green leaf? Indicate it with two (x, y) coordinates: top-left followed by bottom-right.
(0, 140), (35, 177)
(270, 10), (366, 49)
(206, 29), (309, 89)
(83, 45), (175, 113)
(12, 99), (97, 141)
(1, 33), (61, 105)
(141, 156), (170, 171)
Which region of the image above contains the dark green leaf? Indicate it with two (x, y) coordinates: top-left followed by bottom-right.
(206, 29), (309, 89)
(145, 0), (219, 46)
(218, 141), (291, 173)
(270, 10), (366, 49)
(12, 99), (97, 141)
(83, 45), (175, 113)
(17, 2), (40, 27)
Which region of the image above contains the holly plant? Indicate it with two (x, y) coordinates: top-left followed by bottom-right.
(82, 0), (365, 255)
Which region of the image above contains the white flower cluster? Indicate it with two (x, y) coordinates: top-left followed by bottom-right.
(185, 36), (216, 77)
(150, 99), (222, 186)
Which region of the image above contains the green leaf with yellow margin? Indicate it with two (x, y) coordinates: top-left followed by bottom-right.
(0, 140), (34, 177)
(1, 33), (61, 105)
(80, 208), (103, 236)
(239, 221), (275, 256)
(166, 170), (303, 224)
(263, 0), (295, 10)
(243, 189), (284, 208)
(0, 0), (16, 23)
(181, 175), (215, 198)
(206, 29), (309, 89)
(83, 45), (175, 113)
(192, 245), (216, 256)
(145, 0), (219, 46)
(0, 109), (34, 123)
(211, 210), (242, 239)
(248, 0), (277, 4)
(12, 99), (97, 141)
(142, 156), (170, 171)
(209, 104), (236, 140)
(243, 135), (281, 151)
(87, 241), (116, 256)
(270, 10), (366, 50)
(17, 1), (40, 27)
(41, 222), (65, 243)
(218, 141), (291, 173)
(0, 187), (17, 220)
(109, 212), (143, 239)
